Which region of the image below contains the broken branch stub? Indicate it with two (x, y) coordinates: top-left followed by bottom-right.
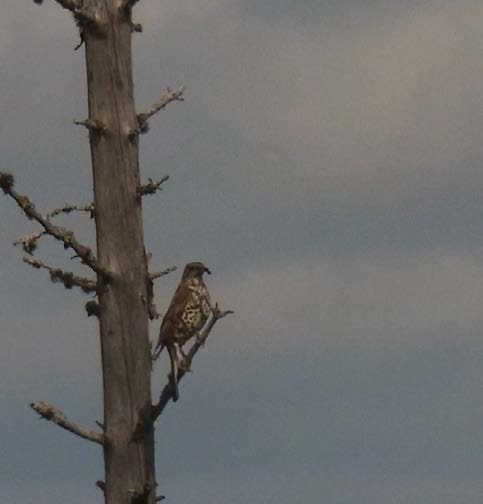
(30, 401), (104, 445)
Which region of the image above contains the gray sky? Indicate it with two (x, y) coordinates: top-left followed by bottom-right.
(1, 1), (483, 503)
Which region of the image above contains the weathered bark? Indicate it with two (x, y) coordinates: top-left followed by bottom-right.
(83, 1), (155, 503)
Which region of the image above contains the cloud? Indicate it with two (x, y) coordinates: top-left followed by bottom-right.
(0, 15), (13, 57)
(138, 0), (237, 22)
(194, 1), (483, 210)
(2, 0), (482, 265)
(2, 3), (483, 504)
(125, 0), (483, 265)
(1, 2), (482, 390)
(5, 1), (483, 214)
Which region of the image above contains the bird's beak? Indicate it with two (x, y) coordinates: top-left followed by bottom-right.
(205, 267), (211, 275)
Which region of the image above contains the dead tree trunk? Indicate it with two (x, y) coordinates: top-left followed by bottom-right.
(82, 2), (155, 503)
(1, 1), (232, 503)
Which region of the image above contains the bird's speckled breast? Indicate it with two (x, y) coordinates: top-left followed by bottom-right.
(175, 280), (211, 343)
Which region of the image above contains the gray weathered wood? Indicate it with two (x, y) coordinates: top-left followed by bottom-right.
(83, 1), (155, 502)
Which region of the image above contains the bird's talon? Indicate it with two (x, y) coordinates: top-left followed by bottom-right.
(178, 358), (192, 372)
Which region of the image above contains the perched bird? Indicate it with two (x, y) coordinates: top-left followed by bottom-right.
(153, 261), (212, 401)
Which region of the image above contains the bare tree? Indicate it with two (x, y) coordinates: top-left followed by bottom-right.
(0, 1), (232, 503)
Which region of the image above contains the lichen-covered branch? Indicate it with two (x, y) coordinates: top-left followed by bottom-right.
(30, 401), (105, 446)
(151, 305), (234, 421)
(137, 176), (169, 197)
(33, 0), (102, 28)
(14, 231), (46, 253)
(47, 202), (94, 219)
(137, 87), (185, 132)
(23, 256), (98, 293)
(0, 172), (110, 279)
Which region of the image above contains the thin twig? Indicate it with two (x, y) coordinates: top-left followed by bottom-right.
(86, 300), (102, 318)
(137, 176), (169, 197)
(96, 480), (106, 492)
(59, 1), (102, 27)
(137, 87), (185, 131)
(74, 31), (84, 51)
(74, 118), (107, 134)
(0, 172), (110, 279)
(151, 305), (234, 421)
(14, 231), (46, 253)
(47, 202), (94, 219)
(30, 401), (105, 445)
(23, 256), (98, 293)
(34, 1), (99, 25)
(131, 22), (143, 33)
(149, 266), (177, 280)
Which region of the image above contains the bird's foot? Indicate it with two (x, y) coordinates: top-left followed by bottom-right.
(195, 331), (205, 346)
(178, 356), (193, 373)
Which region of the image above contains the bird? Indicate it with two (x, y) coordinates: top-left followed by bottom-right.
(153, 261), (213, 401)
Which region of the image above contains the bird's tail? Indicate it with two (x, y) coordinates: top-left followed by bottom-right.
(167, 343), (180, 402)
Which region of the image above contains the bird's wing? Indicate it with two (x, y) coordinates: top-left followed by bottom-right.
(158, 282), (193, 343)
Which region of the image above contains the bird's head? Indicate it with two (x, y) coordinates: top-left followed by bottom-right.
(182, 261), (211, 279)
